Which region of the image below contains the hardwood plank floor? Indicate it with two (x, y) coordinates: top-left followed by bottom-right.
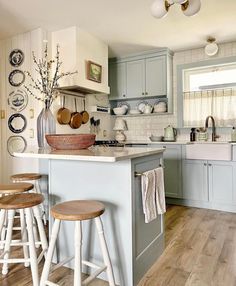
(1, 205), (236, 285)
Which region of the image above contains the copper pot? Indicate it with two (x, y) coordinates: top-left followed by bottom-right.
(69, 98), (82, 129)
(80, 98), (89, 124)
(57, 96), (71, 124)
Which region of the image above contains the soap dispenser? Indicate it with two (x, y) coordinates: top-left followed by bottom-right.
(231, 127), (236, 142)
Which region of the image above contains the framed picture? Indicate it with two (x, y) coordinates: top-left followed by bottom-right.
(87, 61), (102, 83)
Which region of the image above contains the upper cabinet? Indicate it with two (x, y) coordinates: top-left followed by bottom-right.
(109, 49), (173, 110)
(51, 26), (110, 94)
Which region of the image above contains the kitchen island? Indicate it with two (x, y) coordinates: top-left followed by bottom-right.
(15, 146), (165, 286)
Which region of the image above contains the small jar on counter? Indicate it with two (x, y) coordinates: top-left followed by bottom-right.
(231, 127), (236, 142)
(190, 128), (196, 142)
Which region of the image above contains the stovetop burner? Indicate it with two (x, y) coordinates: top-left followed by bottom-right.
(94, 140), (148, 147)
(94, 140), (122, 147)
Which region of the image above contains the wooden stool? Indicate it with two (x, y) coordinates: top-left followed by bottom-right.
(0, 183), (35, 248)
(10, 173), (47, 224)
(0, 193), (48, 286)
(40, 200), (115, 286)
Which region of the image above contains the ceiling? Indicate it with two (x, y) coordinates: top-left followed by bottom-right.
(0, 0), (236, 57)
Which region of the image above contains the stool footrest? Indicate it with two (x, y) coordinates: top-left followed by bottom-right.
(0, 258), (30, 263)
(82, 265), (107, 285)
(45, 281), (59, 286)
(51, 256), (74, 272)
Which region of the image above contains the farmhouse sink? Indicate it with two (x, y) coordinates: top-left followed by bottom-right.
(185, 142), (232, 161)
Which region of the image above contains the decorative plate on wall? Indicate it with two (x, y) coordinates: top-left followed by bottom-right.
(9, 49), (24, 67)
(8, 89), (28, 112)
(7, 135), (27, 156)
(8, 69), (25, 87)
(8, 113), (27, 133)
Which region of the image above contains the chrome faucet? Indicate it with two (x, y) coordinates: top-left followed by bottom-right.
(205, 116), (218, 141)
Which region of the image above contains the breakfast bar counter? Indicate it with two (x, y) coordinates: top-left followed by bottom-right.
(15, 146), (165, 286)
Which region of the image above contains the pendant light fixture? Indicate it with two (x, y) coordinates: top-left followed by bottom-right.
(205, 37), (219, 57)
(151, 0), (201, 19)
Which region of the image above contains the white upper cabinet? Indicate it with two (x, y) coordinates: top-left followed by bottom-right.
(51, 26), (109, 94)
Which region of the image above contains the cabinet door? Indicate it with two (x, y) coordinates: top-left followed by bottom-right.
(162, 145), (182, 198)
(109, 62), (126, 100)
(208, 161), (236, 205)
(126, 60), (145, 98)
(182, 159), (208, 201)
(145, 56), (167, 97)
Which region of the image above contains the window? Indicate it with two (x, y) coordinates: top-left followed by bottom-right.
(182, 62), (236, 127)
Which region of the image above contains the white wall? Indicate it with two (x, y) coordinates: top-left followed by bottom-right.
(0, 28), (46, 182)
(120, 41), (236, 142)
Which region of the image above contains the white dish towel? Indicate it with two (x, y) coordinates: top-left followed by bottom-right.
(141, 167), (166, 223)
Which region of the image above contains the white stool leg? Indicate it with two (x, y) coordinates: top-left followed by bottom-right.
(2, 210), (15, 275)
(40, 219), (61, 286)
(95, 217), (115, 286)
(32, 211), (40, 249)
(74, 221), (82, 286)
(19, 209), (30, 267)
(35, 180), (47, 225)
(25, 208), (39, 286)
(0, 210), (6, 249)
(32, 206), (48, 259)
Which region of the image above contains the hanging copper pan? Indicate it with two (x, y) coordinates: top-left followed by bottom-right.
(69, 98), (82, 129)
(80, 98), (89, 124)
(57, 96), (71, 124)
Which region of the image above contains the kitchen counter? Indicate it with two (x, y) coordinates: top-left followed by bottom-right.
(14, 146), (165, 286)
(14, 146), (165, 162)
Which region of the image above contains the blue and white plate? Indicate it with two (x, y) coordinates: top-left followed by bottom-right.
(8, 69), (25, 87)
(8, 89), (28, 112)
(8, 113), (27, 133)
(7, 136), (27, 156)
(9, 49), (24, 67)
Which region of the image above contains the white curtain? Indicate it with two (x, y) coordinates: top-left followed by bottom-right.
(183, 88), (236, 127)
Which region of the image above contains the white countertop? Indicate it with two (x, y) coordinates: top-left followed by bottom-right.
(14, 146), (165, 162)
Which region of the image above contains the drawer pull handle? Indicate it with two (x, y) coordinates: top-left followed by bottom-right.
(134, 165), (164, 177)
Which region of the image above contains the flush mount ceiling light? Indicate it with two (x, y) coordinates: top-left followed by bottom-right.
(151, 0), (201, 19)
(205, 37), (219, 56)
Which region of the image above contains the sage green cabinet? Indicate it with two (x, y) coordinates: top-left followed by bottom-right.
(182, 159), (208, 202)
(208, 161), (236, 205)
(145, 56), (167, 96)
(109, 49), (172, 103)
(126, 60), (145, 98)
(150, 144), (182, 198)
(182, 159), (236, 206)
(109, 62), (126, 100)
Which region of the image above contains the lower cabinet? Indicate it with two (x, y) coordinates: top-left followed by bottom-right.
(150, 144), (182, 198)
(182, 159), (236, 210)
(208, 160), (236, 205)
(182, 159), (208, 202)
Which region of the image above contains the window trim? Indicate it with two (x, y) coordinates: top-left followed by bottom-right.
(177, 56), (236, 128)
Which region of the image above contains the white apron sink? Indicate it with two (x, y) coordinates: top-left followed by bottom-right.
(186, 142), (232, 161)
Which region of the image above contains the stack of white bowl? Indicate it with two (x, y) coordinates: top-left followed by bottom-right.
(153, 102), (167, 113)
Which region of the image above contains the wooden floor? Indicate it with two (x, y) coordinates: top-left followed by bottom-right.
(1, 205), (236, 285)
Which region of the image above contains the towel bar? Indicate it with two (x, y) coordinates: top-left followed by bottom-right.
(134, 165), (164, 177)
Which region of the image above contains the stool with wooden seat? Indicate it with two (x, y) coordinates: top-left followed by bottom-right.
(40, 200), (115, 286)
(10, 173), (47, 224)
(0, 193), (48, 285)
(0, 183), (35, 246)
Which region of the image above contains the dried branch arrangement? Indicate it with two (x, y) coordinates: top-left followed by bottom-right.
(24, 44), (77, 108)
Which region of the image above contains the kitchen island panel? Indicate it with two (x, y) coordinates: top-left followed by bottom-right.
(49, 159), (133, 286)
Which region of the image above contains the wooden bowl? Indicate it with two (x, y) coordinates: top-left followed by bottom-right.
(45, 134), (96, 150)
